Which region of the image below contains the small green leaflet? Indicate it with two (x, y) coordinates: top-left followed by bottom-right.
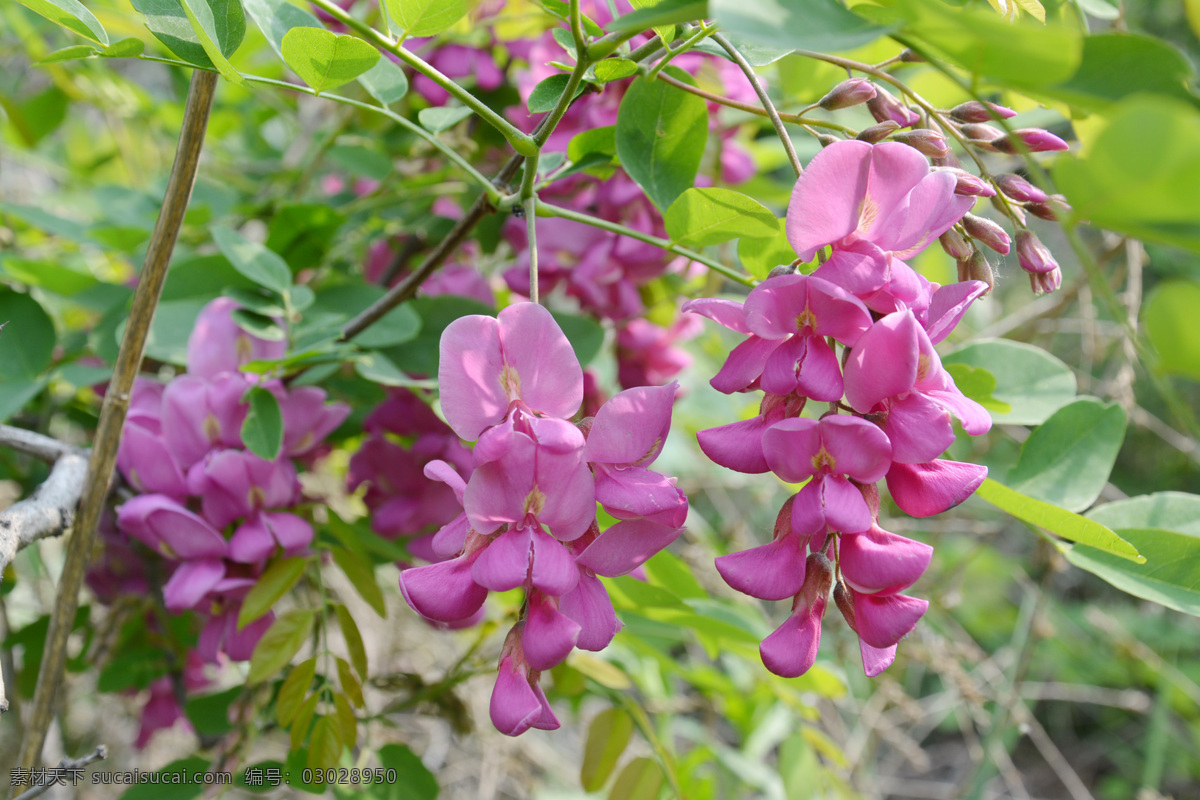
(281, 27), (381, 95)
(358, 58), (409, 105)
(16, 0), (108, 45)
(664, 187), (779, 248)
(238, 557), (307, 629)
(593, 58), (639, 83)
(241, 386), (285, 461)
(418, 105), (473, 132)
(385, 0), (467, 37)
(247, 609), (315, 683)
(615, 71), (708, 211)
(213, 226), (293, 294)
(581, 709), (634, 791)
(528, 73), (586, 113)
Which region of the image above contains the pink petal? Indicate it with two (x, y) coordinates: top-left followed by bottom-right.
(786, 139), (873, 261)
(886, 459), (987, 518)
(530, 529), (580, 595)
(853, 591), (928, 649)
(560, 573), (621, 650)
(925, 381), (992, 436)
(594, 465), (687, 527)
(438, 313), (506, 440)
(497, 303), (582, 419)
(681, 297), (749, 333)
(858, 143), (938, 242)
(576, 519), (683, 577)
(876, 171), (972, 259)
(760, 335), (808, 397)
(263, 512), (314, 553)
(860, 640), (897, 677)
(821, 416), (893, 483)
(431, 513), (471, 560)
(399, 554), (489, 622)
(533, 449), (596, 543)
(116, 424), (189, 498)
(464, 434), (535, 533)
(844, 311), (921, 412)
(530, 679), (560, 730)
(490, 655), (542, 737)
(697, 416), (772, 474)
(839, 525), (932, 593)
(522, 593), (581, 670)
(885, 393), (955, 464)
(117, 495), (228, 559)
(762, 417), (822, 483)
(759, 596), (827, 679)
(228, 515), (276, 563)
(423, 459), (468, 505)
(472, 527), (533, 592)
(585, 383), (676, 466)
(818, 475), (875, 535)
(715, 534), (806, 601)
(813, 240), (890, 299)
(710, 335), (780, 394)
(925, 280), (988, 344)
(163, 558), (225, 612)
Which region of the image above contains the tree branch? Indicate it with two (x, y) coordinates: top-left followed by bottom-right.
(17, 70), (219, 774)
(0, 453), (89, 579)
(12, 746), (108, 800)
(0, 426), (79, 463)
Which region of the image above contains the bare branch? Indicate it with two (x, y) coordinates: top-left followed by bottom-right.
(12, 746), (108, 800)
(0, 453), (89, 577)
(0, 425), (81, 463)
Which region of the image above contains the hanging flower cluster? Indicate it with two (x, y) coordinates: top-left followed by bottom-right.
(398, 303), (688, 735)
(110, 297), (349, 664)
(686, 140), (993, 678)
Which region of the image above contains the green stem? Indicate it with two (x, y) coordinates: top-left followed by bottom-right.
(537, 201), (754, 286)
(307, 0), (538, 157)
(645, 22), (716, 81)
(653, 71), (855, 133)
(613, 692), (685, 799)
(525, 196), (540, 304)
(713, 33), (802, 178)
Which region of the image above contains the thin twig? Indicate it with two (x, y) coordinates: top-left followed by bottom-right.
(0, 426), (79, 463)
(712, 33), (803, 178)
(16, 70), (219, 774)
(12, 745), (108, 800)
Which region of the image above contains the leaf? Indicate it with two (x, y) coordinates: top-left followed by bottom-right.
(330, 546), (387, 617)
(307, 716), (344, 772)
(242, 0), (322, 59)
(737, 222), (793, 280)
(37, 44), (99, 63)
(213, 226), (293, 294)
(119, 758), (210, 800)
(418, 105), (473, 132)
(1145, 280), (1200, 380)
(551, 311), (605, 366)
(711, 0), (890, 54)
(103, 37), (146, 57)
(185, 686), (241, 736)
(143, 298), (209, 366)
(1007, 398), (1126, 513)
(384, 295), (493, 376)
(231, 308), (287, 341)
(664, 187), (779, 248)
(355, 351), (425, 387)
(386, 0), (468, 36)
(943, 363), (1010, 414)
(378, 744), (439, 800)
(942, 339), (1076, 425)
(178, 0), (246, 84)
(16, 0), (108, 45)
(1046, 33), (1196, 111)
(333, 692), (358, 751)
(0, 290), (57, 380)
(629, 0), (677, 44)
(542, 0), (606, 37)
(643, 550), (707, 600)
(974, 478), (1143, 562)
(528, 74), (585, 113)
(275, 658), (317, 726)
(241, 386), (285, 461)
(607, 0), (707, 34)
(248, 609), (315, 683)
(616, 71), (708, 211)
(290, 694), (319, 750)
(334, 603), (368, 680)
(568, 126), (616, 161)
(239, 556), (307, 629)
(337, 656), (364, 707)
(581, 708), (634, 791)
(593, 58), (639, 83)
(358, 57), (409, 105)
(608, 757), (664, 800)
(569, 652), (633, 689)
(282, 27), (381, 94)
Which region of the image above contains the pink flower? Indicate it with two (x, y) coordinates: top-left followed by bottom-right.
(186, 298), (287, 380)
(490, 634), (559, 737)
(615, 314), (701, 389)
(759, 553), (833, 678)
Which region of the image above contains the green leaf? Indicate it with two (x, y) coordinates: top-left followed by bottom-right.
(607, 0), (706, 33)
(664, 187), (779, 248)
(213, 226), (293, 294)
(119, 758), (210, 800)
(943, 363), (1010, 414)
(1145, 280), (1200, 380)
(712, 0), (890, 54)
(616, 71), (708, 211)
(581, 708), (635, 791)
(1046, 33), (1197, 111)
(16, 0), (108, 45)
(593, 58), (639, 83)
(418, 105), (473, 132)
(178, 0), (246, 83)
(267, 203), (347, 272)
(333, 692), (358, 750)
(334, 604), (368, 680)
(328, 144), (393, 180)
(1064, 492), (1200, 616)
(336, 656), (364, 707)
(608, 757), (664, 800)
(528, 73), (584, 113)
(330, 546), (387, 617)
(895, 0), (1081, 89)
(0, 290), (56, 379)
(239, 556), (307, 629)
(358, 57), (409, 105)
(974, 478), (1142, 562)
(185, 686), (240, 736)
(542, 0), (606, 37)
(1055, 96), (1200, 251)
(643, 550), (706, 600)
(275, 657), (316, 726)
(386, 0), (467, 36)
(355, 351), (426, 387)
(241, 386), (285, 461)
(231, 308), (287, 341)
(242, 0), (322, 60)
(377, 744), (439, 800)
(248, 609), (315, 683)
(143, 298), (209, 366)
(290, 695), (320, 752)
(568, 126), (616, 161)
(629, 0), (677, 44)
(1007, 398), (1126, 513)
(37, 44), (99, 63)
(385, 295), (493, 377)
(737, 222), (793, 280)
(307, 716), (344, 772)
(568, 652), (632, 689)
(552, 311), (605, 367)
(282, 27), (381, 94)
(102, 37), (146, 57)
(942, 339), (1076, 425)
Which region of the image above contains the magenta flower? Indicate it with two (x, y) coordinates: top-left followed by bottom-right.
(186, 297), (287, 380)
(160, 372), (250, 468)
(696, 390), (805, 475)
(490, 632), (559, 737)
(186, 449), (299, 528)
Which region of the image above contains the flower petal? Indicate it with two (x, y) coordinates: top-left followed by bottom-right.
(839, 525), (933, 594)
(860, 640), (897, 678)
(844, 311), (920, 413)
(697, 416), (772, 474)
(523, 593), (581, 670)
(925, 280), (988, 345)
(472, 527), (533, 592)
(886, 459), (987, 517)
(530, 529), (580, 595)
(711, 335), (779, 394)
(594, 466), (687, 527)
(400, 554), (489, 622)
(762, 418), (822, 483)
(853, 590), (928, 649)
(575, 519), (683, 577)
(585, 383), (676, 466)
(437, 313), (506, 440)
(786, 139), (873, 261)
(163, 559), (225, 612)
(560, 573), (622, 651)
(885, 393), (955, 464)
(490, 655), (542, 737)
(498, 302), (582, 419)
(759, 596), (827, 678)
(715, 534), (806, 601)
(680, 297), (749, 333)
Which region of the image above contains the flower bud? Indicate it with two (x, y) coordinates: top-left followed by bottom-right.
(995, 173), (1048, 204)
(818, 78), (876, 110)
(800, 552), (834, 609)
(890, 128), (950, 159)
(993, 194), (1026, 226)
(939, 227), (973, 261)
(1015, 230), (1057, 275)
(935, 167), (995, 197)
(1026, 194), (1071, 222)
(961, 123), (1004, 147)
(857, 120), (901, 143)
(767, 264), (797, 279)
(867, 86), (920, 128)
(961, 214), (1011, 255)
(834, 582), (857, 632)
(949, 100), (1017, 123)
(817, 134), (841, 148)
(1029, 268), (1062, 294)
(899, 48), (924, 63)
(956, 250), (994, 292)
(992, 128), (1069, 154)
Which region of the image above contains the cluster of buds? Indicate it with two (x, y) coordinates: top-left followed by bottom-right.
(687, 140), (992, 677)
(399, 304), (688, 735)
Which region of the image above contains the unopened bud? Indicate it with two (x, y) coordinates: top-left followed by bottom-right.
(898, 48), (924, 63)
(1015, 230), (1058, 275)
(867, 86), (920, 128)
(576, 416), (594, 438)
(939, 227), (973, 261)
(817, 134), (841, 148)
(859, 483), (880, 520)
(949, 100), (1017, 124)
(992, 128), (1070, 154)
(800, 552), (834, 608)
(935, 167), (995, 197)
(857, 120), (900, 143)
(1029, 268), (1062, 294)
(962, 213), (1011, 255)
(818, 78), (877, 111)
(993, 194), (1026, 226)
(890, 128), (950, 159)
(995, 173), (1048, 204)
(767, 264), (796, 279)
(1026, 194), (1071, 222)
(773, 494), (796, 541)
(957, 250), (994, 292)
(834, 582), (857, 632)
(961, 123), (1004, 147)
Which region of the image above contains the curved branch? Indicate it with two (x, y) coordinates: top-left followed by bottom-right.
(0, 425), (80, 463)
(0, 453), (89, 577)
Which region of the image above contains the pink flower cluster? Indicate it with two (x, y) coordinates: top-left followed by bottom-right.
(686, 140), (993, 678)
(399, 303), (687, 735)
(111, 298), (349, 663)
